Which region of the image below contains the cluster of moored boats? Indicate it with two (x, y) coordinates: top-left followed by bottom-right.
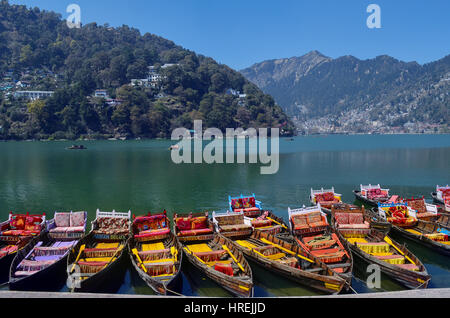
(0, 184), (449, 297)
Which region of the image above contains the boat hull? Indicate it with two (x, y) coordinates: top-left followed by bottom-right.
(181, 234), (254, 298)
(431, 192), (445, 205)
(66, 233), (128, 293)
(128, 233), (183, 296)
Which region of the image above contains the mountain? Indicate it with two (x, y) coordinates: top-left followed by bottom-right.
(0, 1), (294, 140)
(241, 51), (449, 134)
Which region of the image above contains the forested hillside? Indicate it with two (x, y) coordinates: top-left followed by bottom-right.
(0, 1), (294, 140)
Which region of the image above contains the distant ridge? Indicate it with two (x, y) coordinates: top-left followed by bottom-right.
(241, 51), (449, 134)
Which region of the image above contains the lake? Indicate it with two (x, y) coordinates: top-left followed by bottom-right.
(0, 134), (449, 296)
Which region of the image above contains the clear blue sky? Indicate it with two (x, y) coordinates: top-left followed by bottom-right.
(9, 0), (450, 70)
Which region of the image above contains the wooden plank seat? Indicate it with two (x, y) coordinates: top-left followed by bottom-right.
(193, 250), (227, 262)
(396, 264), (420, 271)
(138, 249), (171, 261)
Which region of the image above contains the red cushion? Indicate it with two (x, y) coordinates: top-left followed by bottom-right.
(179, 228), (213, 237)
(214, 263), (234, 276)
(334, 213), (349, 225)
(10, 215), (27, 230)
(134, 228), (170, 239)
(176, 217), (192, 231)
(191, 217), (208, 230)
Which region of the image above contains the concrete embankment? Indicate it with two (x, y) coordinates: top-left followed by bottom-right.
(1, 289), (450, 298)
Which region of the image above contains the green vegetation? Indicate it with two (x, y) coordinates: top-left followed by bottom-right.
(0, 1), (294, 140)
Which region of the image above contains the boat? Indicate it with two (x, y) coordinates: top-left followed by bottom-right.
(331, 206), (430, 289)
(353, 184), (392, 207)
(128, 211), (183, 295)
(431, 185), (450, 205)
(309, 188), (342, 215)
(376, 203), (418, 229)
(174, 212), (253, 297)
(336, 204), (392, 234)
(403, 197), (439, 222)
(213, 211), (346, 295)
(228, 194), (288, 234)
(288, 205), (353, 287)
(67, 145), (87, 150)
(66, 209), (130, 293)
(0, 212), (46, 284)
(9, 212), (87, 291)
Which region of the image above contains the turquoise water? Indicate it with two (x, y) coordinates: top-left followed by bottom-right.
(0, 134), (449, 296)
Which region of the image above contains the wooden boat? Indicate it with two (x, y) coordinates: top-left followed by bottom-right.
(288, 205), (353, 287)
(174, 212), (253, 297)
(309, 188), (342, 215)
(214, 211), (346, 294)
(403, 197), (439, 222)
(377, 203), (418, 229)
(228, 194), (288, 234)
(9, 212), (87, 291)
(66, 209), (130, 293)
(331, 207), (430, 289)
(128, 211), (183, 295)
(431, 185), (450, 205)
(353, 184), (392, 207)
(67, 145), (87, 150)
(0, 212), (46, 284)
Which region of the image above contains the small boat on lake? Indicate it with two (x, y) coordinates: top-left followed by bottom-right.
(403, 197), (439, 222)
(66, 209), (130, 293)
(309, 188), (343, 215)
(67, 145), (87, 150)
(331, 206), (430, 289)
(9, 211), (87, 291)
(0, 212), (46, 283)
(288, 205), (353, 287)
(128, 211), (183, 295)
(432, 185), (450, 205)
(353, 184), (392, 207)
(174, 212), (253, 297)
(213, 211), (346, 295)
(228, 194), (288, 234)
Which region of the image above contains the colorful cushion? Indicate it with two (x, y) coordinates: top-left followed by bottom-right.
(179, 228), (214, 237)
(54, 213), (70, 228)
(191, 217), (208, 230)
(25, 216), (42, 232)
(348, 213), (364, 224)
(70, 212), (85, 227)
(135, 228), (170, 239)
(176, 217), (192, 231)
(334, 213), (349, 225)
(214, 263), (233, 276)
(220, 224), (252, 233)
(10, 215), (27, 230)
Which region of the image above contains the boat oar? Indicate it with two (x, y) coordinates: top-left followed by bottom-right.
(266, 217), (288, 230)
(222, 245), (245, 272)
(101, 245), (124, 270)
(384, 236), (416, 265)
(70, 245), (85, 273)
(260, 238), (313, 263)
(132, 248), (147, 273)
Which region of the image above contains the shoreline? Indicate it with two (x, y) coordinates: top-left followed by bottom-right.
(0, 132), (449, 143)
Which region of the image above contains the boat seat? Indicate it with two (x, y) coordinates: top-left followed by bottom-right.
(220, 224), (252, 233)
(178, 228), (213, 237)
(375, 255), (405, 265)
(134, 228), (170, 240)
(138, 249), (171, 261)
(84, 247), (120, 258)
(396, 264), (420, 271)
(14, 271), (39, 277)
(193, 250), (227, 262)
(143, 260), (175, 276)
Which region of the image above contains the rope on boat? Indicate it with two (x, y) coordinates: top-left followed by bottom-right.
(0, 281), (9, 288)
(414, 278), (431, 290)
(345, 279), (358, 294)
(164, 287), (185, 297)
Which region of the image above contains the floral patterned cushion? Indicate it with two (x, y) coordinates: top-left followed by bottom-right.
(55, 213), (71, 228)
(70, 212), (86, 227)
